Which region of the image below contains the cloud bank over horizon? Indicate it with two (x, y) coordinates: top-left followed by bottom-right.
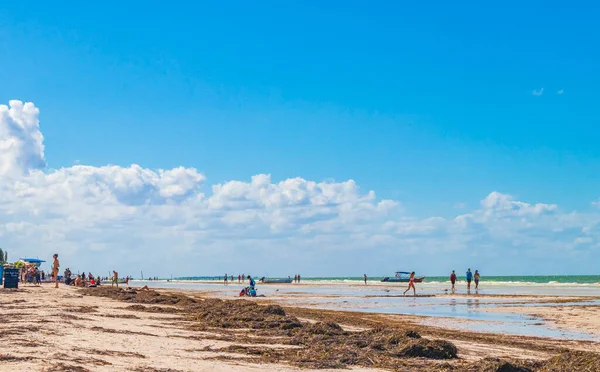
(1, 100), (598, 277)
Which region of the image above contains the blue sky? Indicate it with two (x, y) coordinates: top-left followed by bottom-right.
(0, 2), (599, 276)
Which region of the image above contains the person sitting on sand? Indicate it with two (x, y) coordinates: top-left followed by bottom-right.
(450, 270), (457, 293)
(474, 270), (480, 290)
(403, 272), (417, 296)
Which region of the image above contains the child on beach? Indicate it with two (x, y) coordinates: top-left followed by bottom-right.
(403, 272), (417, 296)
(52, 254), (60, 288)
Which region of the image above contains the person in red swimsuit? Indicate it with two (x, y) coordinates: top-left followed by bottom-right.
(403, 272), (417, 296)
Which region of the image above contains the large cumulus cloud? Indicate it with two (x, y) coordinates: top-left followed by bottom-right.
(1, 100), (598, 276)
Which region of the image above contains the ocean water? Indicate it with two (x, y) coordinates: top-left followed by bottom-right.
(172, 275), (600, 285)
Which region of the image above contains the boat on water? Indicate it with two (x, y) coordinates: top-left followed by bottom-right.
(381, 272), (425, 283)
(259, 277), (294, 284)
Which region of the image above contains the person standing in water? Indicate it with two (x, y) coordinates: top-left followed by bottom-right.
(52, 254), (60, 288)
(363, 274), (367, 285)
(466, 268), (473, 292)
(403, 272), (417, 296)
(224, 274), (228, 285)
(450, 270), (457, 293)
(474, 270), (480, 290)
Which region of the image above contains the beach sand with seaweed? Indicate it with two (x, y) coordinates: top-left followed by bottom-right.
(2, 285), (600, 371)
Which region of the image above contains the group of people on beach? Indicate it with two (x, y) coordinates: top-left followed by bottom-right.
(223, 273), (302, 285)
(399, 269), (482, 296)
(450, 268), (481, 293)
(39, 254), (128, 290)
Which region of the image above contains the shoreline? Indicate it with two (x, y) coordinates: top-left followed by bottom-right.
(2, 285), (600, 371)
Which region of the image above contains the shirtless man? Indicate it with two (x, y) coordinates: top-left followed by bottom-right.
(52, 254), (60, 288)
(112, 270), (119, 288)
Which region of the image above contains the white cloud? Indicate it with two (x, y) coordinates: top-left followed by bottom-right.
(0, 101), (46, 176)
(557, 89), (564, 95)
(532, 88), (544, 96)
(1, 100), (600, 276)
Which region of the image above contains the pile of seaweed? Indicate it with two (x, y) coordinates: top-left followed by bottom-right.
(80, 287), (600, 371)
(186, 298), (303, 331)
(464, 350), (600, 372)
(185, 300), (457, 369)
(538, 350), (600, 372)
(80, 288), (458, 370)
(80, 287), (196, 307)
(213, 322), (457, 369)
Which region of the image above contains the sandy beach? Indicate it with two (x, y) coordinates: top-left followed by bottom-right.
(2, 284), (600, 372)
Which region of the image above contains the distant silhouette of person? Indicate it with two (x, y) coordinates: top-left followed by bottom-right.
(474, 270), (480, 290)
(363, 274), (367, 285)
(450, 270), (457, 293)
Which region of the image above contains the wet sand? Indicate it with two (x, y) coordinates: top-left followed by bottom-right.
(1, 285), (600, 371)
(486, 304), (600, 337)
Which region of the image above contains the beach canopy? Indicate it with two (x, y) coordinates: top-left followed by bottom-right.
(20, 258), (46, 263)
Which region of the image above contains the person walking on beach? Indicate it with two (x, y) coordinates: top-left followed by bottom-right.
(364, 274), (367, 285)
(466, 268), (473, 292)
(224, 274), (228, 285)
(403, 272), (417, 296)
(450, 270), (457, 293)
(474, 270), (480, 290)
(112, 270), (119, 288)
(52, 254), (60, 288)
(298, 274), (301, 283)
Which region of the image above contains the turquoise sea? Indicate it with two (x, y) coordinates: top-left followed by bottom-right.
(172, 275), (600, 285)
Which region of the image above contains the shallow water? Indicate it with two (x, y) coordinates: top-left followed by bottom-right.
(130, 280), (600, 341)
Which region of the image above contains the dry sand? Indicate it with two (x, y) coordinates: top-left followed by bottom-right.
(2, 284), (600, 371)
(0, 286), (375, 372)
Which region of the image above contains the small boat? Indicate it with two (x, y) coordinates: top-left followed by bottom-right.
(381, 272), (425, 283)
(259, 277), (294, 284)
